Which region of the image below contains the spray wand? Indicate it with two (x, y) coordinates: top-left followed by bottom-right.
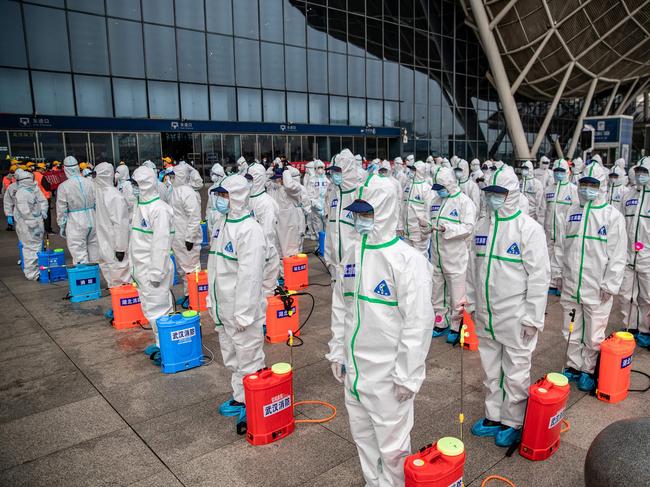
(563, 308), (576, 372)
(625, 242), (644, 332)
(459, 321), (467, 441)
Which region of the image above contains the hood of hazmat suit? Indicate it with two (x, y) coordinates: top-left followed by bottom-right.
(14, 169), (47, 280)
(400, 161), (432, 252)
(519, 160), (545, 221)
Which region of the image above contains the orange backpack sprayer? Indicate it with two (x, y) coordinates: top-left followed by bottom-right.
(282, 254), (309, 290)
(265, 287), (300, 343)
(461, 310), (479, 351)
(596, 331), (636, 403)
(187, 269), (208, 312)
(109, 284), (148, 330)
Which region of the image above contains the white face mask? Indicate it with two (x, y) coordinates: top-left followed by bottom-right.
(521, 169), (530, 177)
(486, 193), (506, 211)
(637, 173), (649, 185)
(316, 168), (325, 175)
(354, 215), (374, 235)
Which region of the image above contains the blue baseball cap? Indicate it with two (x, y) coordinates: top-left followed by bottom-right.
(270, 168), (283, 180)
(579, 176), (600, 184)
(482, 185), (509, 194)
(431, 183), (445, 190)
(344, 199), (374, 213)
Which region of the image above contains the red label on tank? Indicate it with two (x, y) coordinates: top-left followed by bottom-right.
(263, 395), (291, 417)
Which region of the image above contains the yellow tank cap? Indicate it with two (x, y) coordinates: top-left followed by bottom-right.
(53, 248), (64, 252)
(615, 331), (635, 341)
(546, 372), (569, 387)
(436, 437), (464, 456)
(271, 362), (292, 375)
(249, 374), (258, 380)
(182, 310), (198, 318)
(297, 253), (307, 258)
(412, 459), (425, 467)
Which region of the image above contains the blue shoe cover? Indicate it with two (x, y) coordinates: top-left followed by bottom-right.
(219, 398), (245, 417)
(495, 427), (521, 447)
(562, 367), (581, 382)
(432, 326), (449, 338)
(278, 277), (284, 287)
(471, 418), (503, 437)
(144, 344), (159, 356)
(446, 331), (460, 344)
(151, 351), (161, 366)
(636, 332), (650, 348)
(104, 309), (114, 320)
(176, 295), (189, 306)
(577, 372), (596, 392)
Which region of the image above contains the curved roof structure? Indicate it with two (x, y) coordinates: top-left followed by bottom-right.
(461, 0), (650, 100)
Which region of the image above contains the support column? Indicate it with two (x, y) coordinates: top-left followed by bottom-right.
(602, 81), (620, 116)
(469, 0), (531, 161)
(567, 77), (598, 159)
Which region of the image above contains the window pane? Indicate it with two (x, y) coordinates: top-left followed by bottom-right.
(32, 71), (74, 116)
(107, 0), (140, 19)
(284, 1), (305, 46)
(367, 99), (382, 126)
(287, 92), (307, 123)
(384, 101), (399, 127)
(177, 29), (207, 83)
(285, 46), (306, 91)
(234, 0), (258, 39)
(108, 19), (144, 77)
(330, 96), (348, 125)
(348, 56), (365, 97)
(235, 38), (260, 87)
(307, 49), (327, 93)
(349, 98), (365, 125)
(28, 0), (63, 6)
(113, 78), (147, 117)
(138, 133), (161, 163)
(75, 75), (112, 117)
(263, 90), (285, 123)
(145, 25), (177, 80)
(261, 42), (284, 90)
(383, 62), (398, 99)
(175, 0), (205, 29)
(148, 81), (179, 119)
(328, 9), (347, 54)
(328, 53), (347, 96)
(260, 0), (283, 42)
(207, 34), (234, 85)
(289, 135), (301, 160)
(366, 58), (382, 98)
(0, 0), (27, 67)
(206, 0), (232, 35)
(237, 88), (261, 122)
(273, 135), (286, 158)
(181, 84), (208, 120)
(142, 0), (173, 24)
(307, 4), (326, 50)
(210, 86), (236, 121)
(223, 134), (240, 166)
(24, 4), (70, 70)
(69, 12), (109, 75)
(309, 94), (328, 124)
(0, 68), (32, 114)
(68, 0), (104, 13)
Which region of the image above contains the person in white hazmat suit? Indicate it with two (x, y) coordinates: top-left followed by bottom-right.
(236, 156), (249, 176)
(3, 173), (19, 232)
(206, 163), (226, 232)
(115, 164), (135, 216)
(303, 160), (316, 188)
(56, 156), (99, 265)
(470, 158), (483, 183)
(208, 175), (266, 434)
(613, 158), (628, 186)
(543, 159), (578, 293)
(304, 160), (328, 240)
(93, 163), (131, 318)
(552, 162), (627, 391)
(176, 160), (204, 191)
(454, 159), (481, 211)
(424, 167), (477, 343)
(393, 156), (409, 191)
(467, 165), (550, 447)
(170, 163), (202, 305)
(619, 158), (650, 346)
(379, 159), (402, 221)
(400, 161), (432, 255)
(355, 153), (367, 184)
(130, 166), (174, 364)
(519, 160), (545, 223)
(534, 155), (553, 188)
(270, 165), (305, 257)
(13, 169), (48, 280)
(328, 174), (434, 487)
(607, 164), (627, 212)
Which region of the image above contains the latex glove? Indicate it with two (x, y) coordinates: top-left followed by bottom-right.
(520, 324), (538, 345)
(7, 215), (13, 226)
(233, 324), (246, 334)
(419, 222), (433, 235)
(331, 362), (345, 384)
(150, 280), (160, 288)
(393, 383), (414, 402)
(556, 277), (562, 291)
(185, 241), (194, 251)
(115, 251), (125, 262)
(600, 289), (613, 303)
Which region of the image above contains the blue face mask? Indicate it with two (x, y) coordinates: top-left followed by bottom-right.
(216, 196), (230, 214)
(486, 193), (506, 211)
(637, 174), (649, 185)
(554, 171), (566, 182)
(331, 172), (342, 186)
(354, 215), (374, 235)
(437, 188), (450, 198)
(579, 187), (599, 201)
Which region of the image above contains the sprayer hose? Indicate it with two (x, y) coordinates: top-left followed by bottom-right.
(294, 400), (337, 424)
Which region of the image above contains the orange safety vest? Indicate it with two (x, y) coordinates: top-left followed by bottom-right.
(2, 175), (13, 191)
(34, 171), (51, 199)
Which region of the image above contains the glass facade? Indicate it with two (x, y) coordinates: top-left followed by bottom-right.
(0, 0), (585, 169)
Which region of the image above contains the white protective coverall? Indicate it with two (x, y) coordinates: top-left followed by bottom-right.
(93, 162), (130, 287)
(393, 157), (409, 191)
(520, 160), (545, 223)
(115, 164), (135, 216)
(426, 167), (477, 331)
(248, 163), (281, 309)
(619, 157), (650, 337)
(14, 170), (47, 280)
(614, 158), (628, 186)
(466, 165), (550, 428)
(355, 154), (367, 184)
(271, 166), (305, 257)
(470, 158), (483, 183)
(401, 161), (432, 255)
(177, 160), (204, 191)
(236, 156), (249, 176)
(305, 161), (329, 239)
(303, 160), (315, 189)
(571, 157), (584, 185)
(206, 163), (226, 232)
(543, 159), (578, 282)
(607, 164), (627, 212)
(56, 156), (99, 265)
(208, 175), (266, 403)
(3, 178), (18, 227)
(129, 166), (174, 345)
(328, 175), (434, 487)
(534, 156), (553, 188)
(381, 159), (402, 222)
(552, 162), (627, 374)
(456, 159), (481, 211)
(170, 163), (202, 296)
